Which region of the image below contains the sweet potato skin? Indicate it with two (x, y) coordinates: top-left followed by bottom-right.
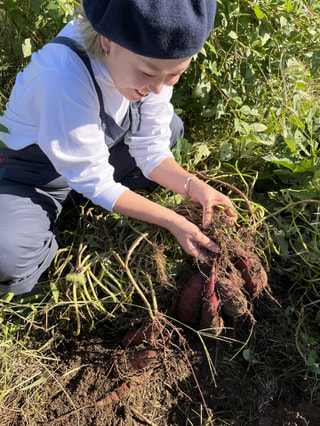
(199, 262), (223, 334)
(200, 285), (219, 329)
(217, 279), (248, 318)
(127, 349), (158, 370)
(122, 322), (159, 347)
(234, 251), (268, 295)
(174, 272), (205, 324)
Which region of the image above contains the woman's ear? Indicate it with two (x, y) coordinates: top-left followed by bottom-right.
(101, 36), (111, 54)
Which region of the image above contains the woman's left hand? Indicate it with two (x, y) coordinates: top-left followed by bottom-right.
(186, 176), (238, 228)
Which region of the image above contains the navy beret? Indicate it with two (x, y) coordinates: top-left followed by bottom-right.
(83, 0), (217, 59)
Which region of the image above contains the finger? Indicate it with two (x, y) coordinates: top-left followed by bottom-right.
(224, 205), (238, 220)
(202, 205), (213, 228)
(199, 235), (220, 254)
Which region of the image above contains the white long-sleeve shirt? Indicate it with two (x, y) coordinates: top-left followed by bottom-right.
(0, 20), (175, 212)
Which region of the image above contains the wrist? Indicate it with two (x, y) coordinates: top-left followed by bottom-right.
(184, 176), (195, 197)
(184, 175), (201, 199)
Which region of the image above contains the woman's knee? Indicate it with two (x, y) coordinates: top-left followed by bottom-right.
(0, 187), (60, 288)
(0, 226), (55, 283)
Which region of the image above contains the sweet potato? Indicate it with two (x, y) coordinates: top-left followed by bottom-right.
(126, 349), (159, 370)
(174, 271), (205, 324)
(234, 251), (268, 295)
(200, 312), (224, 336)
(122, 321), (160, 347)
(228, 268), (245, 289)
(200, 261), (222, 334)
(217, 279), (248, 318)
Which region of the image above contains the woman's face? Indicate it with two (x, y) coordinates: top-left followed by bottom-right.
(101, 37), (192, 101)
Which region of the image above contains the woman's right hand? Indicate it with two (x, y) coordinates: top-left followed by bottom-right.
(166, 212), (220, 262)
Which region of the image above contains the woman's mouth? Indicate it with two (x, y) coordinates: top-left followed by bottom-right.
(136, 89), (149, 97)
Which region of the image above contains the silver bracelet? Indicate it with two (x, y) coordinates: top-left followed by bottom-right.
(184, 176), (195, 197)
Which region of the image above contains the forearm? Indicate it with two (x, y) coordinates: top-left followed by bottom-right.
(149, 157), (192, 195)
(112, 189), (220, 259)
(113, 189), (178, 230)
(149, 157), (237, 226)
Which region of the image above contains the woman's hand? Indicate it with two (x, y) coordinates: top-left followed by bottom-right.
(186, 176), (238, 228)
(166, 212), (220, 262)
(113, 189), (221, 262)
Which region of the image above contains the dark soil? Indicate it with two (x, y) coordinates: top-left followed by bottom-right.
(1, 256), (319, 426)
(35, 311), (320, 426)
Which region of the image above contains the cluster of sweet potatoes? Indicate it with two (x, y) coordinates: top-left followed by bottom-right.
(172, 203), (269, 335)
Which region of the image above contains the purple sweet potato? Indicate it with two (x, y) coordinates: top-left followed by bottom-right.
(174, 271), (205, 324)
(126, 349), (159, 370)
(234, 251), (268, 295)
(217, 279), (248, 318)
(228, 267), (245, 289)
(122, 321), (160, 347)
(200, 261), (223, 334)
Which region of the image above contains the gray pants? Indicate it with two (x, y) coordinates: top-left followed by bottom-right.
(0, 115), (183, 295)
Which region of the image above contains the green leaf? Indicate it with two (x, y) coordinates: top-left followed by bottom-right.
(22, 38), (33, 58)
(215, 100), (225, 119)
(234, 118), (251, 135)
(240, 106), (259, 117)
(228, 30), (238, 40)
(172, 137), (192, 164)
(243, 348), (261, 364)
(202, 107), (216, 118)
(273, 230), (289, 257)
(219, 142), (233, 162)
(285, 0), (294, 13)
(263, 153), (297, 170)
(310, 51), (320, 76)
(31, 0), (45, 14)
(194, 143), (210, 165)
(50, 282), (59, 303)
(21, 372), (50, 391)
(254, 5), (264, 20)
(250, 123), (267, 133)
(0, 124), (9, 134)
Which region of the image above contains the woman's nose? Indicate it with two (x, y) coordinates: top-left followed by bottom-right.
(149, 80), (164, 94)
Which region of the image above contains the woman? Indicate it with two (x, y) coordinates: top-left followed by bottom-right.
(0, 0), (236, 295)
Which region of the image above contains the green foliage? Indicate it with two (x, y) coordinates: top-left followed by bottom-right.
(1, 0), (77, 59)
(173, 0), (320, 196)
(0, 0), (78, 111)
(0, 123), (9, 147)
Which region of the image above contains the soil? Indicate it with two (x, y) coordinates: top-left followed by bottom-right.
(36, 317), (320, 426)
(4, 283), (319, 426)
(1, 220), (319, 426)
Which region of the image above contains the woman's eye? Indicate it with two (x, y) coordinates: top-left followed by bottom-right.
(143, 72), (156, 78)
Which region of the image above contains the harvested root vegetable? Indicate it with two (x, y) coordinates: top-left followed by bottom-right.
(174, 271), (205, 324)
(200, 261), (223, 335)
(122, 321), (160, 347)
(200, 312), (224, 336)
(228, 268), (245, 289)
(222, 298), (247, 318)
(217, 279), (248, 318)
(234, 251), (268, 295)
(126, 349), (159, 370)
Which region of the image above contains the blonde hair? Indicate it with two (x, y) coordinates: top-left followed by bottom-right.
(74, 4), (104, 59)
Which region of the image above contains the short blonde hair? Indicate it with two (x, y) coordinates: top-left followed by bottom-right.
(75, 4), (103, 59)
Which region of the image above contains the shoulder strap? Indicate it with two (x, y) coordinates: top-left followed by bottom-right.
(48, 36), (105, 121)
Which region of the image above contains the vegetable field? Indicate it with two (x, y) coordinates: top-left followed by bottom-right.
(0, 1), (319, 425)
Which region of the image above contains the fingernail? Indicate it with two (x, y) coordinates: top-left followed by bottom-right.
(197, 253), (207, 262)
(209, 242), (220, 253)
